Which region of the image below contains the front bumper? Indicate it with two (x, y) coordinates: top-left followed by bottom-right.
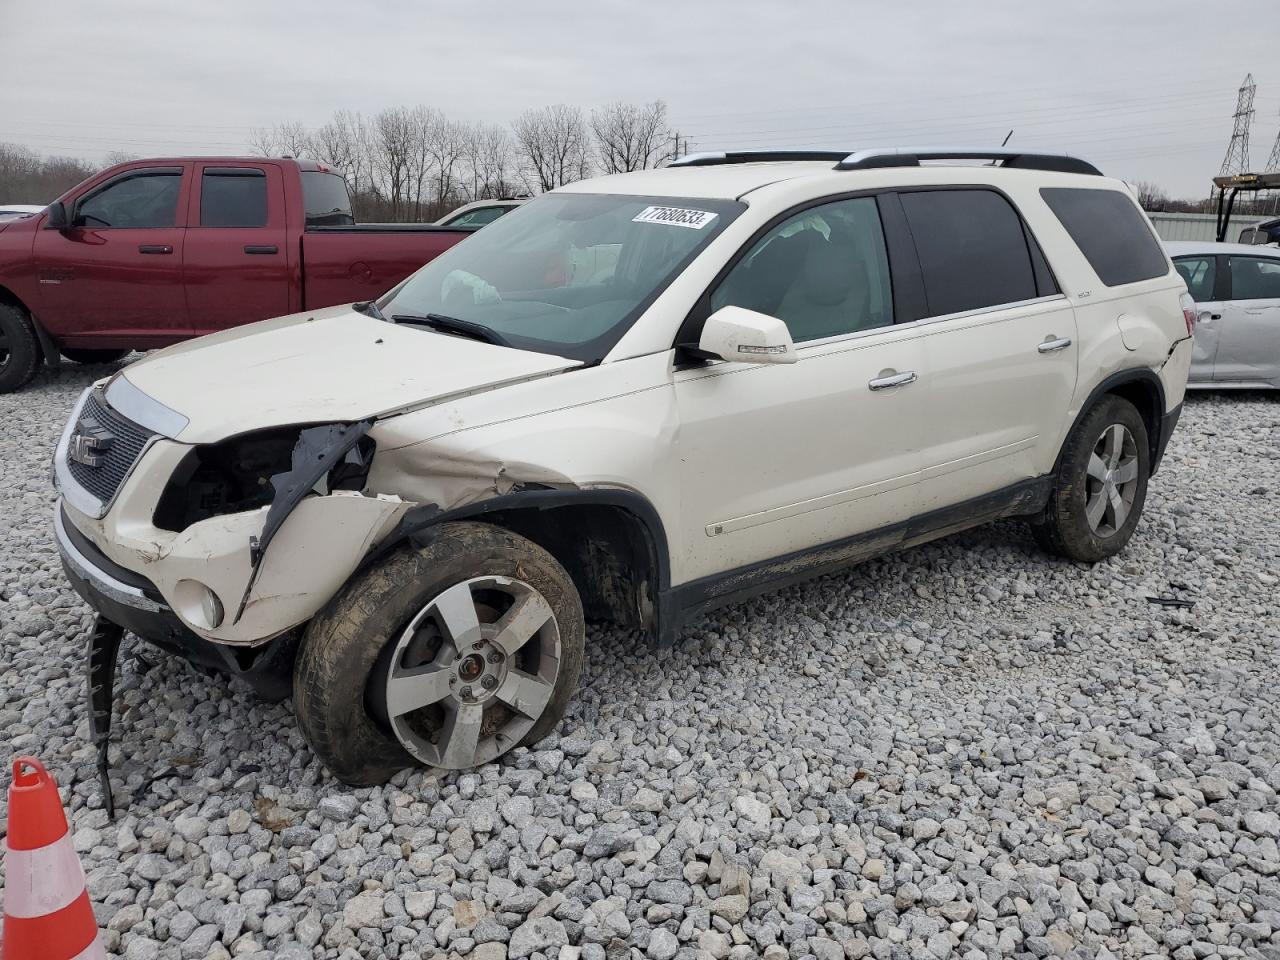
(55, 503), (296, 700)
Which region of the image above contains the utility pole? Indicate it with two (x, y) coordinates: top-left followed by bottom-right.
(1219, 74), (1256, 177)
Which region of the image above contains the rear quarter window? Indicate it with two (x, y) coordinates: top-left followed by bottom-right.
(1040, 187), (1169, 287)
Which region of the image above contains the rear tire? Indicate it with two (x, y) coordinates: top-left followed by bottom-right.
(62, 347), (128, 365)
(1032, 395), (1150, 563)
(0, 303), (40, 394)
(293, 521), (585, 786)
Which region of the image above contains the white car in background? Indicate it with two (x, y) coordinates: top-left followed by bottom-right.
(1167, 240), (1280, 389)
(435, 198), (525, 228)
(0, 204), (45, 219)
(55, 148), (1193, 784)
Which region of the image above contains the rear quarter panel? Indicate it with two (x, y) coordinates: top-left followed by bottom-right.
(299, 229), (470, 309)
(1015, 177), (1189, 440)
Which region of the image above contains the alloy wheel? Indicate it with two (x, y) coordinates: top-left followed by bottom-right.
(378, 576), (560, 769)
(1085, 423), (1139, 537)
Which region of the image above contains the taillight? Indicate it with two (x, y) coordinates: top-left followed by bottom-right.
(1179, 292), (1197, 337)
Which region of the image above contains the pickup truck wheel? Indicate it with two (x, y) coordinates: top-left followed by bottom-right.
(62, 348), (129, 365)
(1032, 395), (1150, 563)
(293, 521), (584, 786)
(0, 303), (40, 394)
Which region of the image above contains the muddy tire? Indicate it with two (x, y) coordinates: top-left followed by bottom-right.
(0, 303), (40, 394)
(1032, 395), (1150, 563)
(293, 521), (585, 786)
(62, 347), (128, 365)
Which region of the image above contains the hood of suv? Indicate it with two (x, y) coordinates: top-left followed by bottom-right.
(112, 305), (582, 443)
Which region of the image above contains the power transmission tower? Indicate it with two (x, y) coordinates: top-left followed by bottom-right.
(1265, 121), (1280, 173)
(1219, 73), (1256, 176)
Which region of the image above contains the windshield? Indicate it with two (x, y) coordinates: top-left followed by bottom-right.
(381, 192), (742, 361)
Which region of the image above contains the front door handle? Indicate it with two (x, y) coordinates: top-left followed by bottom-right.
(1037, 336), (1072, 354)
(243, 245), (278, 255)
(137, 244), (172, 255)
(868, 370), (917, 391)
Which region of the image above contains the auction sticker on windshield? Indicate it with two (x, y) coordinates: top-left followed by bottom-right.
(632, 206), (718, 229)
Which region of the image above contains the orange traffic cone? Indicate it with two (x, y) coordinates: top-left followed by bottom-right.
(2, 757), (105, 960)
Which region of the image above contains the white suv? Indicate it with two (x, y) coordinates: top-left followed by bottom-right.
(54, 148), (1194, 784)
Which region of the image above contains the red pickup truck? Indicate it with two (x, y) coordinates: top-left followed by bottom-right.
(0, 157), (473, 392)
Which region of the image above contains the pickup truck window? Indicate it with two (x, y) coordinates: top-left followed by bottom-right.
(200, 168), (268, 228)
(77, 171), (182, 229)
(302, 172), (355, 227)
(381, 193), (743, 362)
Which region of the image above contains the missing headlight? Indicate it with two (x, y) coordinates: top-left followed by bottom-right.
(153, 426), (375, 532)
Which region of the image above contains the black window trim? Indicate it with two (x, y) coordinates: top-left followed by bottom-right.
(198, 165), (270, 229)
(73, 165), (185, 229)
(1224, 253), (1280, 301)
(675, 183), (1064, 359)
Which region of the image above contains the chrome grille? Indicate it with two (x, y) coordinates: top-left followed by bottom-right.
(64, 390), (157, 505)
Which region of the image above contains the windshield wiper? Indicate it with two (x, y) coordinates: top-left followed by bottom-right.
(390, 312), (511, 347)
(352, 299), (388, 321)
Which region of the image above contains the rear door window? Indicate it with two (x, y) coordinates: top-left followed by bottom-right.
(1040, 187), (1169, 287)
(1173, 256), (1216, 301)
(1228, 256), (1280, 301)
(200, 168), (268, 227)
(898, 189), (1038, 317)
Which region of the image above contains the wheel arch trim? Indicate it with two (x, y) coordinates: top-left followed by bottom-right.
(1056, 368), (1167, 477)
(359, 486), (675, 640)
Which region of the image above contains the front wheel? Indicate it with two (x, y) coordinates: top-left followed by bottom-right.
(293, 522), (584, 785)
(1032, 395), (1150, 563)
(0, 303), (40, 394)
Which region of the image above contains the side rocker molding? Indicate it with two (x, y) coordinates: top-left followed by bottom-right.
(668, 476), (1051, 636)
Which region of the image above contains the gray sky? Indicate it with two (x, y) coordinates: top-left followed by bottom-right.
(3, 0), (1278, 197)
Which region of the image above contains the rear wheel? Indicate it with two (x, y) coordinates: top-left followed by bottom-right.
(293, 521), (584, 785)
(62, 348), (129, 365)
(1033, 395), (1150, 562)
(0, 303), (40, 394)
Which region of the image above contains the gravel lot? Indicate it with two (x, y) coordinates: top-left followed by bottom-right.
(2, 361), (1278, 960)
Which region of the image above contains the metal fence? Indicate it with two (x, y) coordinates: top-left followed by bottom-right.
(1144, 211), (1267, 243)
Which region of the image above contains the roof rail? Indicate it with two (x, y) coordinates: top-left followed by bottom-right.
(836, 148), (1102, 176)
(670, 150), (851, 167)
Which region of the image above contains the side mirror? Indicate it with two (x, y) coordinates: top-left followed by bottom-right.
(44, 201), (68, 231)
(696, 305), (798, 365)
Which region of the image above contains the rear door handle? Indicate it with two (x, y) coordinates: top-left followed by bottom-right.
(243, 245), (278, 255)
(1037, 336), (1072, 353)
(137, 244), (172, 255)
(868, 370), (917, 391)
(1198, 311), (1221, 322)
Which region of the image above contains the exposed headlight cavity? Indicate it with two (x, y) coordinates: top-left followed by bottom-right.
(153, 425), (375, 532)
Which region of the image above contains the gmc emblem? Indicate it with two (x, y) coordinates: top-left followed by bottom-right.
(69, 416), (114, 467)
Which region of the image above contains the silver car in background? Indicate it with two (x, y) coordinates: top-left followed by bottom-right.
(1167, 241), (1280, 389)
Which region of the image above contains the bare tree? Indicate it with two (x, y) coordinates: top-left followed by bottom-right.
(512, 105), (592, 193)
(1132, 180), (1170, 211)
(102, 151), (141, 167)
(590, 100), (670, 174)
(463, 123), (518, 200)
(372, 107), (418, 219)
(248, 120), (312, 158)
(0, 142), (96, 203)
